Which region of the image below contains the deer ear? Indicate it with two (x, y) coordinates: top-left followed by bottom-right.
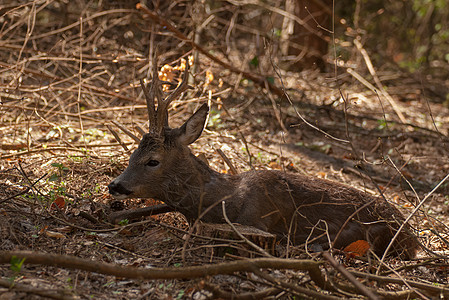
(176, 103), (209, 145)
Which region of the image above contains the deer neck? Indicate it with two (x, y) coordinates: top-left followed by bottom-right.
(158, 152), (236, 221)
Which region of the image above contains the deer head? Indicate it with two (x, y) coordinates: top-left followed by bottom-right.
(108, 64), (209, 203)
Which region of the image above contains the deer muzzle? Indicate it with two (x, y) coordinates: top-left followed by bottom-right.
(108, 180), (133, 200)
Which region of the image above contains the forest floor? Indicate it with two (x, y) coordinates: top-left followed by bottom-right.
(1, 2), (449, 299)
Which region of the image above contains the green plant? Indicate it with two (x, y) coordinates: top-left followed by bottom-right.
(49, 162), (69, 182)
(8, 256), (26, 284)
(118, 219), (129, 226)
(207, 110), (222, 128)
(10, 256), (25, 273)
(82, 184), (102, 198)
(176, 289), (185, 299)
(249, 56), (259, 67)
(68, 155), (85, 163)
(377, 119), (387, 130)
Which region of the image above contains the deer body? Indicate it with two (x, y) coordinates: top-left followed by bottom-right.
(108, 69), (418, 258)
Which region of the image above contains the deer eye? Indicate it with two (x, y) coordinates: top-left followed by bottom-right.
(146, 160), (160, 167)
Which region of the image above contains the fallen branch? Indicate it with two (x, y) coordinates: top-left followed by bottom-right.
(108, 204), (173, 223)
(216, 148), (238, 175)
(349, 269), (449, 298)
(0, 251), (323, 281)
(111, 120), (140, 143)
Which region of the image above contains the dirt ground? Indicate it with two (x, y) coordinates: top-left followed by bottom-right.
(1, 1), (449, 299)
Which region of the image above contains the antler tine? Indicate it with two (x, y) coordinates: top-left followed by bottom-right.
(140, 78), (156, 132)
(164, 62), (190, 105)
(156, 62), (190, 134)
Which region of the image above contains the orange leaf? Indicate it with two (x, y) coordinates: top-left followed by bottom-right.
(342, 153), (354, 160)
(343, 240), (370, 258)
(39, 225), (49, 234)
(51, 196), (65, 210)
(158, 64), (175, 81)
(268, 161), (282, 170)
(175, 58), (187, 71)
(316, 171), (327, 178)
(144, 198), (162, 206)
(205, 69), (214, 85)
(392, 195), (400, 204)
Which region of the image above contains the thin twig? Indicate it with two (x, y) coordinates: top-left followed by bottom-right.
(216, 148), (238, 175)
(111, 120), (140, 143)
(353, 39), (407, 123)
(0, 172), (47, 205)
(323, 252), (379, 300)
(378, 172), (449, 271)
(106, 125), (129, 151)
(221, 201), (273, 257)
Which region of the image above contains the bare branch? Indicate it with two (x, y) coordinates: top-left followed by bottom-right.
(0, 250), (322, 281)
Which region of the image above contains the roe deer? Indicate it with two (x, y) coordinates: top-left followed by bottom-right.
(108, 67), (418, 259)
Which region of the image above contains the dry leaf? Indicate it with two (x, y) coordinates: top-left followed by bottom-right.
(39, 225), (49, 234)
(205, 69), (214, 86)
(343, 240), (370, 258)
(51, 196), (65, 210)
(392, 195), (400, 203)
(55, 226), (73, 233)
(268, 161), (282, 170)
(45, 230), (66, 239)
(316, 171), (327, 178)
(158, 64), (175, 82)
(175, 58), (187, 71)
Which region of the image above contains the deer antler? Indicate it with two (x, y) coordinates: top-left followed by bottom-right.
(155, 62), (190, 134)
(140, 63), (159, 133)
(141, 62), (190, 135)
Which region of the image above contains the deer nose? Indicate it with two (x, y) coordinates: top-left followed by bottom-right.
(108, 181), (132, 196)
